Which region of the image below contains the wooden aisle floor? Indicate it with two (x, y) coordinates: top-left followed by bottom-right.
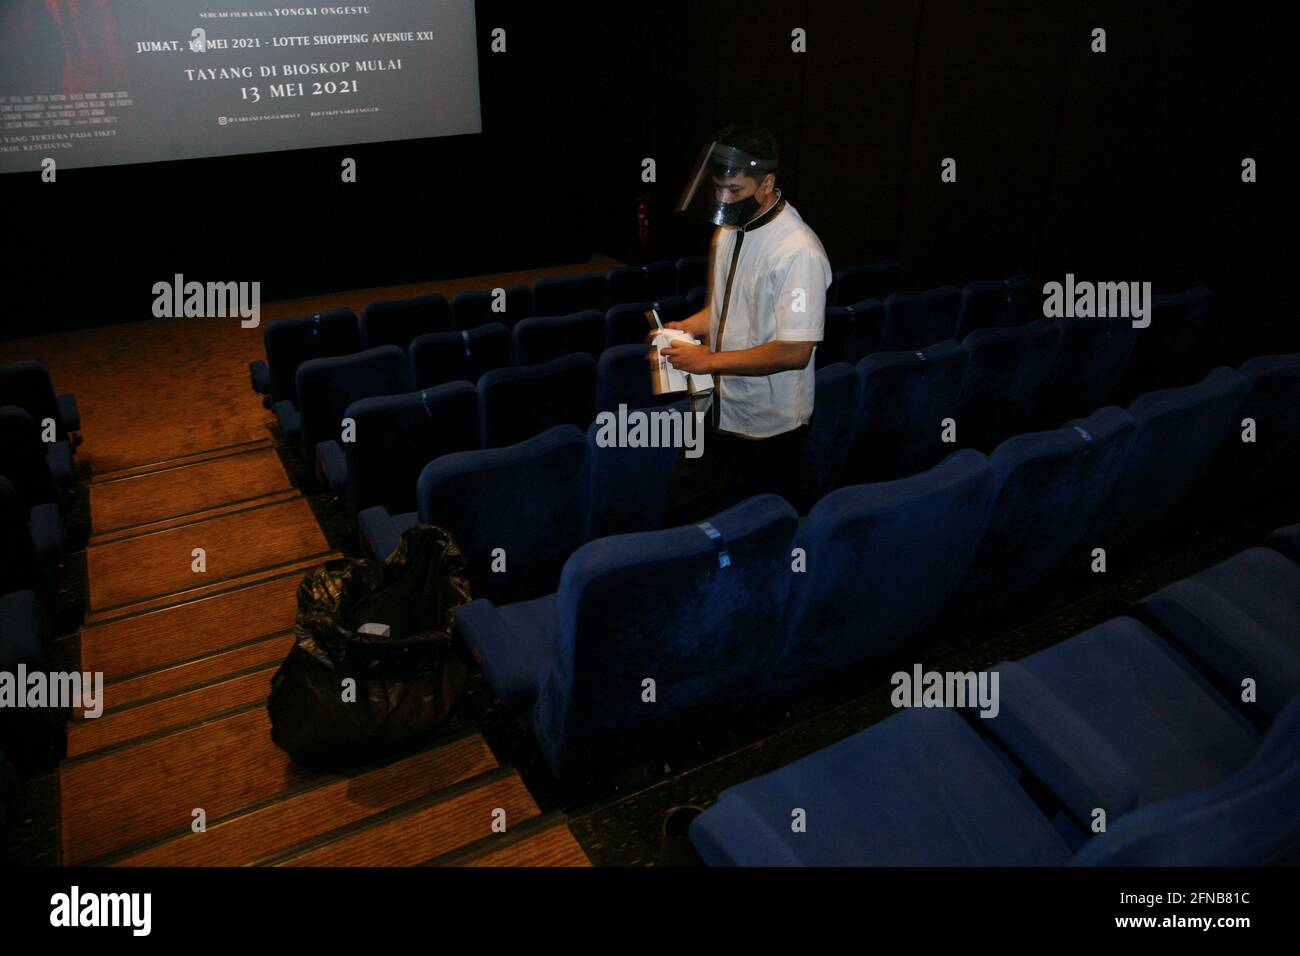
(8, 263), (608, 867)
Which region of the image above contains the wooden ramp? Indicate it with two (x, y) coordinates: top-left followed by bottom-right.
(61, 440), (589, 868)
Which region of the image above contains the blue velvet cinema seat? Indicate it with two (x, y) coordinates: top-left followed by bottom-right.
(0, 360), (80, 445)
(450, 285), (532, 332)
(1115, 286), (1214, 400)
(0, 409), (69, 571)
(253, 309), (360, 407)
(795, 362), (861, 509)
(356, 425), (589, 586)
(984, 617), (1260, 822)
(532, 272), (606, 317)
(0, 479), (55, 607)
(409, 323), (512, 389)
(513, 310), (606, 366)
(477, 352), (597, 449)
(288, 345), (412, 476)
(956, 275), (1034, 337)
(605, 303), (657, 349)
(843, 340), (966, 484)
(431, 425), (589, 603)
(958, 319), (1062, 450)
(817, 305), (853, 368)
(768, 450), (995, 700)
(360, 294), (450, 351)
(689, 690), (1300, 866)
(689, 707), (1073, 866)
(456, 494), (800, 778)
(317, 383), (480, 520)
(1086, 367), (1249, 551)
(1141, 546), (1300, 717)
(827, 261), (899, 307)
(606, 262), (677, 307)
(675, 256), (709, 297)
(879, 287), (962, 351)
(584, 398), (689, 540)
(939, 407), (1135, 622)
(1220, 353), (1300, 500)
(1267, 523), (1300, 564)
(0, 589), (46, 670)
(595, 344), (667, 414)
(1044, 314), (1139, 423)
(0, 405), (68, 513)
(840, 299), (886, 365)
(1067, 694), (1300, 866)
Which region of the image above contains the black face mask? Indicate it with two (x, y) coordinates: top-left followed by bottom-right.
(708, 193), (761, 227)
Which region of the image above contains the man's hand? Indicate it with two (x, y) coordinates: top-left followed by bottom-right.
(661, 340), (715, 375)
(661, 309), (711, 342)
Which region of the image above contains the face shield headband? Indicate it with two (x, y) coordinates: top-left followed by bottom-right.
(675, 141), (779, 227)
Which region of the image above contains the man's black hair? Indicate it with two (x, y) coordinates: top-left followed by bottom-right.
(711, 125), (779, 183)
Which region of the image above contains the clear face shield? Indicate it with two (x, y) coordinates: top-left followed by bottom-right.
(674, 141), (778, 227)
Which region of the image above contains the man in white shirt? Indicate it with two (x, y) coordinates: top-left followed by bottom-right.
(660, 126), (833, 526)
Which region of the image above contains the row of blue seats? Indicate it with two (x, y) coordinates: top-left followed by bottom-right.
(0, 360), (81, 447)
(251, 293), (705, 408)
(819, 284), (1210, 390)
(0, 362), (82, 605)
(343, 340), (1295, 596)
(442, 367), (1294, 778)
(819, 276), (1031, 364)
(247, 262), (1033, 411)
(689, 526), (1300, 865)
(248, 258), (901, 400)
(292, 310), (1125, 517)
(277, 346), (671, 480)
(0, 587), (53, 772)
(273, 285), (1221, 537)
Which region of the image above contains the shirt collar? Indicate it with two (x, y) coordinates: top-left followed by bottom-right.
(739, 190), (786, 234)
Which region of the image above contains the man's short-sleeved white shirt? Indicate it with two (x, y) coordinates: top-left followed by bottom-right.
(703, 199), (832, 438)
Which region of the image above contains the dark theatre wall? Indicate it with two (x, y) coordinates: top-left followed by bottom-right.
(0, 2), (595, 339)
(4, 1), (1297, 362)
(594, 0), (1299, 362)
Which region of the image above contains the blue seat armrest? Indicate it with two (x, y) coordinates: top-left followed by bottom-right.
(315, 440), (348, 499)
(357, 506), (417, 561)
(249, 360), (270, 395)
(28, 502), (64, 568)
(56, 393), (80, 432)
(272, 400), (301, 444)
(45, 441), (74, 495)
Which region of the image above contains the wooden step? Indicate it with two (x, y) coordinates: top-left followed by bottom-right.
(91, 439), (273, 484)
(80, 558), (328, 680)
(435, 814), (591, 867)
(112, 733), (498, 867)
(267, 768), (540, 867)
(61, 705), (313, 864)
(68, 663), (279, 759)
(94, 632), (294, 712)
(90, 444), (293, 536)
(83, 551), (337, 629)
(91, 489), (301, 547)
(85, 495), (331, 613)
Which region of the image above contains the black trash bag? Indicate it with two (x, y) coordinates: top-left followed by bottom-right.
(268, 523), (473, 770)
